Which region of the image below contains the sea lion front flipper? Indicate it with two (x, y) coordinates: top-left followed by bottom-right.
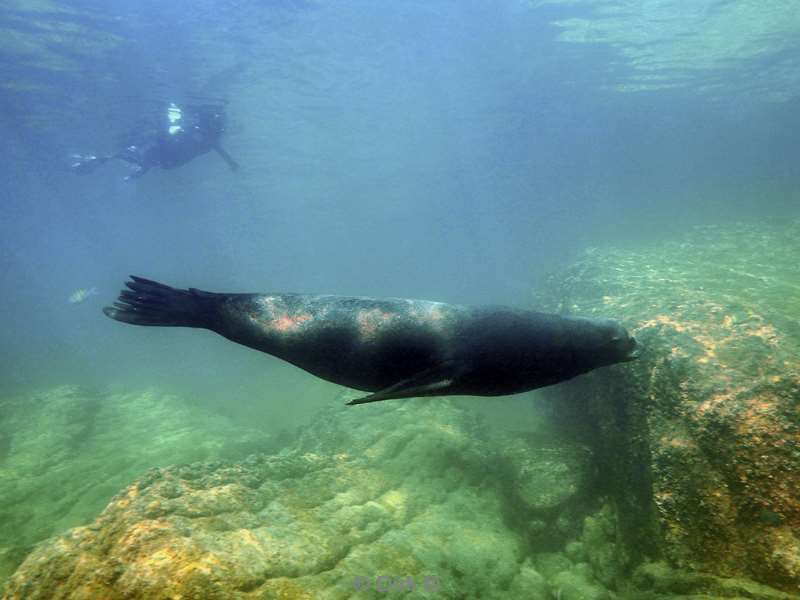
(345, 362), (464, 406)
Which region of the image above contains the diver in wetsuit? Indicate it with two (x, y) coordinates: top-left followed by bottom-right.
(71, 102), (239, 180)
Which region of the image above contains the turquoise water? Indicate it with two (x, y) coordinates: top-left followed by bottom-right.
(1, 1), (799, 597)
(2, 0), (797, 414)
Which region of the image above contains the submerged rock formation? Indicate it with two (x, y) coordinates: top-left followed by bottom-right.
(0, 385), (274, 587)
(5, 388), (795, 599)
(533, 219), (800, 594)
(2, 398), (565, 599)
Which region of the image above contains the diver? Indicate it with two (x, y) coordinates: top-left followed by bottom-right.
(71, 102), (239, 180)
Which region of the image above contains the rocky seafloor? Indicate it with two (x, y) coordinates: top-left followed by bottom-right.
(2, 218), (799, 599)
(0, 385), (276, 588)
(533, 219), (800, 596)
(4, 393), (792, 600)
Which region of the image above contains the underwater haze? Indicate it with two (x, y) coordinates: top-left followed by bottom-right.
(2, 0), (799, 405)
(1, 0), (800, 597)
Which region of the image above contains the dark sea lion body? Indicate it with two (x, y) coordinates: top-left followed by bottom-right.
(104, 277), (639, 404)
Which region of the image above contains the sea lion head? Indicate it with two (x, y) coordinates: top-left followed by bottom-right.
(564, 316), (640, 370)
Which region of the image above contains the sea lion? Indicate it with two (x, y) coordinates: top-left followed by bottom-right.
(104, 276), (639, 405)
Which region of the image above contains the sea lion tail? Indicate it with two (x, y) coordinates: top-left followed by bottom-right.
(103, 276), (221, 329)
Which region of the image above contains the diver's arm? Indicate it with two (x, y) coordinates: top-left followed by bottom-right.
(213, 145), (239, 172)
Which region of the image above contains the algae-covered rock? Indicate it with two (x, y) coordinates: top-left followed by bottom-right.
(0, 385), (274, 587)
(533, 551), (573, 580)
(552, 566), (615, 600)
(2, 398), (559, 599)
(500, 434), (591, 513)
(631, 561), (796, 600)
(4, 385), (796, 599)
(582, 504), (622, 588)
(533, 219), (800, 594)
(497, 432), (594, 551)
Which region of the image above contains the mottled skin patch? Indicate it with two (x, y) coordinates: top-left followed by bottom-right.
(356, 307), (398, 339)
(218, 293), (468, 392)
(250, 296), (315, 333)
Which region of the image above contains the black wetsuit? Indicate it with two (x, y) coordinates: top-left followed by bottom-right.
(71, 103), (239, 179)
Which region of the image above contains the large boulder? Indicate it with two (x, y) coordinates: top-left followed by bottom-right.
(533, 219), (800, 593)
(2, 398), (562, 599)
(0, 385), (274, 587)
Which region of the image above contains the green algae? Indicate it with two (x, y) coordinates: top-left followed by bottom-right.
(5, 385), (796, 599)
(0, 384), (276, 586)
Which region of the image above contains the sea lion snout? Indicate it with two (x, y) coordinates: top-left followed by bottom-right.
(597, 319), (641, 362)
(620, 334), (640, 361)
(568, 317), (640, 368)
(601, 319), (639, 362)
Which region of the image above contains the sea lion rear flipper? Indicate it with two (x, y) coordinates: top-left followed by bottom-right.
(104, 276), (222, 329)
(345, 362), (464, 406)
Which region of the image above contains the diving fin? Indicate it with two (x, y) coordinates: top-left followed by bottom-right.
(345, 362), (465, 406)
(70, 154), (109, 175)
(103, 275), (222, 329)
(214, 145), (239, 172)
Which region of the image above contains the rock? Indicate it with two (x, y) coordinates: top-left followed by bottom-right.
(491, 430), (595, 553)
(632, 561), (795, 600)
(508, 559), (552, 599)
(4, 386), (796, 599)
(499, 434), (592, 514)
(533, 219), (800, 593)
(582, 504), (621, 587)
(552, 566), (615, 600)
(2, 400), (555, 599)
(533, 552), (574, 580)
(565, 541), (587, 563)
(0, 385), (274, 587)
